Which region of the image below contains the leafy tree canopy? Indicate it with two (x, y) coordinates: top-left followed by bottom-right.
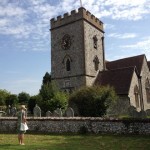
(5, 94), (18, 107)
(18, 92), (30, 104)
(28, 95), (41, 114)
(38, 81), (68, 114)
(0, 89), (10, 105)
(69, 86), (118, 117)
(42, 72), (51, 85)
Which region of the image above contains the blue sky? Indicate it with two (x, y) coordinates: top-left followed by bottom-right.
(0, 0), (150, 95)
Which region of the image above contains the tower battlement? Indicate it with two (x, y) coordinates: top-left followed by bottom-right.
(51, 7), (103, 32)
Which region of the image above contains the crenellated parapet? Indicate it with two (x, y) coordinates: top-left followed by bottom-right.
(50, 7), (103, 32)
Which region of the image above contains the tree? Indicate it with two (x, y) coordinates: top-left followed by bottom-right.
(18, 92), (30, 104)
(5, 94), (18, 107)
(40, 78), (60, 98)
(69, 86), (118, 117)
(42, 72), (51, 84)
(0, 89), (10, 105)
(38, 80), (68, 113)
(28, 95), (40, 114)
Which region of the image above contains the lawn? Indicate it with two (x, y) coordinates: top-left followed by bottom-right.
(0, 133), (150, 150)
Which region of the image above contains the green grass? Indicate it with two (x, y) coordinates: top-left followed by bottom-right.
(0, 133), (150, 150)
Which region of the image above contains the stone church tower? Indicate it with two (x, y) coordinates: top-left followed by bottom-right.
(50, 7), (105, 92)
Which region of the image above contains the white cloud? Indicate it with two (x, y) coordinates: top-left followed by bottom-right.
(104, 24), (115, 30)
(103, 0), (147, 7)
(0, 4), (26, 17)
(120, 37), (150, 49)
(110, 6), (149, 20)
(29, 0), (47, 5)
(119, 37), (150, 59)
(1, 0), (149, 39)
(0, 0), (150, 52)
(107, 33), (137, 39)
(0, 19), (10, 27)
(81, 0), (150, 20)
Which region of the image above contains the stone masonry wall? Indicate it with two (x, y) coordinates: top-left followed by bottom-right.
(141, 57), (150, 110)
(129, 70), (141, 112)
(0, 117), (150, 135)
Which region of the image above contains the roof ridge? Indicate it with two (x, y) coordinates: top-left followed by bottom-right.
(107, 54), (145, 63)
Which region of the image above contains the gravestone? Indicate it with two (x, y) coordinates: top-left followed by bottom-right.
(52, 110), (60, 117)
(6, 105), (11, 116)
(146, 109), (150, 116)
(0, 111), (5, 117)
(46, 111), (52, 117)
(11, 107), (17, 117)
(55, 108), (62, 117)
(33, 104), (41, 117)
(128, 106), (139, 118)
(65, 107), (74, 117)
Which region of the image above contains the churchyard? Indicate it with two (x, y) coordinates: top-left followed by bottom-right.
(0, 101), (150, 150)
(0, 89), (150, 149)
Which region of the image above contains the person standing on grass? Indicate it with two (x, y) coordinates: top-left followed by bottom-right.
(17, 105), (27, 145)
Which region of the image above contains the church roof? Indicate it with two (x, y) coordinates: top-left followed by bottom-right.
(95, 66), (136, 95)
(106, 54), (145, 74)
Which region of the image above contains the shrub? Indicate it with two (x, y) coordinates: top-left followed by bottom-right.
(69, 86), (117, 117)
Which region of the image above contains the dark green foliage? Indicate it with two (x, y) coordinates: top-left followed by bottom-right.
(42, 72), (51, 84)
(38, 81), (68, 113)
(18, 92), (30, 104)
(69, 86), (117, 117)
(5, 94), (18, 106)
(28, 95), (40, 114)
(0, 89), (10, 105)
(39, 81), (58, 101)
(128, 106), (147, 118)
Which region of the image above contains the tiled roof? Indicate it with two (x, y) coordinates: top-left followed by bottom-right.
(106, 54), (145, 74)
(94, 66), (136, 95)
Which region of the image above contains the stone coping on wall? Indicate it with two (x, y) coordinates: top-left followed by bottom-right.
(0, 117), (150, 122)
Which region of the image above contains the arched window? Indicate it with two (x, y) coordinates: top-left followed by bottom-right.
(66, 59), (70, 71)
(145, 78), (150, 103)
(134, 85), (140, 108)
(93, 35), (98, 49)
(62, 55), (72, 72)
(93, 56), (99, 71)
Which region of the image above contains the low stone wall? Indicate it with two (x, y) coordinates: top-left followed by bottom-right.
(0, 117), (150, 135)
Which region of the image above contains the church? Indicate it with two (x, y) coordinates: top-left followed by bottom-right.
(50, 7), (150, 114)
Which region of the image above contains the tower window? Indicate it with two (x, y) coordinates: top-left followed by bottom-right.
(62, 55), (72, 72)
(66, 59), (71, 71)
(93, 35), (98, 49)
(93, 56), (99, 71)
